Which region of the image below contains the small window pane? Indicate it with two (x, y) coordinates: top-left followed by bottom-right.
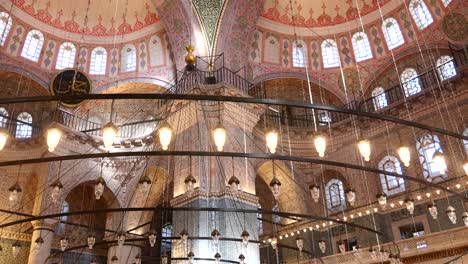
(379, 156), (405, 195)
(293, 41), (307, 68)
(351, 32), (373, 62)
(0, 107), (8, 127)
(409, 0), (434, 30)
(416, 134), (447, 181)
(401, 68), (422, 97)
(89, 47), (107, 75)
(372, 87), (388, 110)
(382, 18), (405, 50)
(321, 39), (340, 68)
(15, 112), (32, 138)
(21, 30), (44, 62)
(56, 42), (77, 70)
(463, 128), (468, 156)
(0, 12), (13, 46)
(436, 55), (456, 80)
(325, 179), (346, 212)
(122, 45), (137, 72)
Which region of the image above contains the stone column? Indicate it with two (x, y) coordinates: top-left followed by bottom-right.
(107, 245), (142, 264)
(27, 220), (56, 264)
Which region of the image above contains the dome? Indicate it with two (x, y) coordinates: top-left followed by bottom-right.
(3, 0), (161, 43)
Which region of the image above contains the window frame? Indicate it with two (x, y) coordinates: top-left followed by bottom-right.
(56, 42), (77, 70)
(436, 55), (456, 81)
(89, 47), (108, 75)
(15, 112), (33, 138)
(416, 134), (447, 182)
(371, 87), (388, 110)
(401, 68), (422, 97)
(292, 41), (307, 68)
(121, 44), (137, 72)
(409, 0), (434, 30)
(321, 39), (341, 68)
(0, 12), (13, 46)
(379, 156), (405, 195)
(325, 179), (346, 212)
(381, 17), (405, 50)
(351, 32), (373, 62)
(21, 30), (44, 62)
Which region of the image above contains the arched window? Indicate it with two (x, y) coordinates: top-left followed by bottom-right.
(0, 107), (8, 127)
(56, 42), (77, 70)
(15, 112), (32, 138)
(463, 128), (468, 156)
(416, 134), (447, 182)
(379, 156), (405, 195)
(409, 0), (434, 30)
(372, 87), (388, 110)
(382, 18), (405, 50)
(351, 32), (373, 62)
(0, 12), (13, 46)
(292, 41), (307, 68)
(441, 0), (452, 7)
(89, 47), (107, 75)
(325, 179), (346, 212)
(401, 68), (422, 97)
(436, 55), (456, 80)
(121, 44), (137, 72)
(21, 30), (44, 62)
(321, 39), (340, 68)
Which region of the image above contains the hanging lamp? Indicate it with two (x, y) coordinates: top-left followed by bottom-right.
(377, 193), (387, 210)
(357, 137), (371, 161)
(185, 156), (196, 195)
(12, 241), (20, 257)
(158, 121), (173, 150)
(462, 212), (468, 227)
(228, 157), (240, 194)
(463, 160), (468, 176)
(270, 237), (278, 250)
(296, 237), (304, 252)
(60, 237), (69, 252)
(309, 184), (320, 203)
(432, 151), (447, 175)
(265, 129), (278, 154)
(87, 235), (96, 249)
(180, 229), (189, 244)
(50, 161), (64, 203)
(117, 233), (126, 247)
(428, 204), (438, 219)
(313, 132), (327, 157)
(46, 123), (62, 152)
(94, 176), (105, 200)
(397, 145), (411, 167)
(269, 161), (281, 199)
(134, 255), (142, 264)
(187, 251), (195, 264)
(138, 174), (152, 193)
(8, 183), (22, 203)
(318, 239), (326, 253)
(345, 189), (356, 206)
(34, 236), (44, 251)
(0, 127), (9, 151)
(405, 197), (415, 215)
(161, 253), (168, 264)
(212, 123), (227, 152)
(102, 100), (118, 149)
(241, 230), (249, 246)
(238, 254), (246, 264)
(214, 252), (221, 264)
(446, 206), (457, 224)
(111, 255), (119, 263)
(211, 229), (220, 245)
(148, 230), (157, 247)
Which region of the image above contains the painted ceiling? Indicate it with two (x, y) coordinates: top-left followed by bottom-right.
(261, 0), (392, 27)
(5, 0), (160, 36)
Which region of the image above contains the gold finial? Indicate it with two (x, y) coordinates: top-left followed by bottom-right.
(185, 44), (196, 66)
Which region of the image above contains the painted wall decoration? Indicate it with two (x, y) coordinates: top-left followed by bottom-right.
(442, 12), (467, 41)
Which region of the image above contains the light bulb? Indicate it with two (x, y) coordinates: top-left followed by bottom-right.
(463, 161), (468, 177)
(211, 229), (220, 245)
(238, 254), (246, 264)
(158, 122), (173, 150)
(148, 230), (157, 247)
(270, 178), (281, 199)
(0, 128), (9, 151)
(313, 132), (327, 157)
(161, 253), (168, 264)
(270, 237), (278, 250)
(462, 212), (468, 227)
(357, 138), (371, 161)
(12, 242), (20, 257)
(46, 125), (62, 152)
(184, 174), (196, 195)
(117, 233), (126, 247)
(102, 122), (118, 149)
(214, 252), (221, 264)
(446, 206), (457, 224)
(188, 251), (195, 264)
(296, 237), (304, 251)
(345, 189), (356, 206)
(377, 193), (387, 210)
(228, 175), (240, 194)
(241, 230), (250, 246)
(60, 237), (69, 252)
(139, 176), (152, 193)
(309, 184), (320, 203)
(134, 255), (142, 264)
(428, 204), (438, 220)
(94, 177), (105, 200)
(397, 146), (411, 167)
(432, 151), (447, 175)
(34, 237), (44, 251)
(50, 181), (63, 203)
(180, 230), (189, 244)
(265, 130), (278, 154)
(405, 198), (415, 215)
(318, 240), (326, 253)
(8, 183), (22, 202)
(212, 124), (226, 151)
(338, 242), (346, 253)
(87, 235), (96, 249)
